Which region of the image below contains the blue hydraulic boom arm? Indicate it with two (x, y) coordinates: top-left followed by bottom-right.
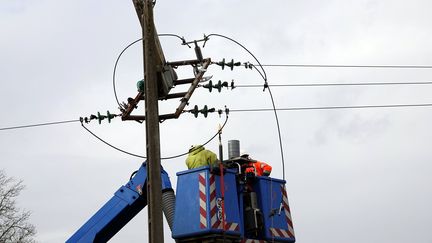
(66, 162), (174, 243)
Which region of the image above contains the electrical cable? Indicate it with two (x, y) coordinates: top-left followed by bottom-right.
(81, 122), (146, 159)
(229, 103), (432, 112)
(112, 34), (187, 109)
(205, 33), (267, 81)
(158, 33), (187, 43)
(162, 114), (229, 160)
(267, 86), (286, 181)
(258, 64), (432, 69)
(269, 100), (286, 182)
(2, 102), (428, 132)
(205, 33), (286, 180)
(113, 38), (142, 108)
(234, 81), (432, 88)
(0, 119), (80, 131)
(80, 114), (229, 160)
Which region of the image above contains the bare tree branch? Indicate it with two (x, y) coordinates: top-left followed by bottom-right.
(0, 170), (36, 243)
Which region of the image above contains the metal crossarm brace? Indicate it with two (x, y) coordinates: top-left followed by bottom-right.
(121, 91), (144, 120)
(122, 58), (211, 121)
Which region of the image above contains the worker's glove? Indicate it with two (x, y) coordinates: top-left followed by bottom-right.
(262, 171), (271, 177)
(210, 166), (220, 175)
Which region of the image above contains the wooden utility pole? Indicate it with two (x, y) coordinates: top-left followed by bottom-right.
(142, 0), (164, 242)
(127, 2), (210, 242)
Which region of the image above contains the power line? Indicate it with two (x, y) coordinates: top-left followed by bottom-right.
(205, 33), (288, 180)
(0, 119), (80, 131)
(230, 103), (432, 112)
(81, 122), (146, 159)
(234, 81), (432, 88)
(162, 114), (229, 160)
(205, 33), (267, 81)
(80, 114), (230, 160)
(1, 103), (430, 132)
(259, 64), (432, 69)
(112, 34), (189, 109)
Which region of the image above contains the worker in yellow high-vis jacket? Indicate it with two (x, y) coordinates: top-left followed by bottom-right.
(185, 145), (218, 169)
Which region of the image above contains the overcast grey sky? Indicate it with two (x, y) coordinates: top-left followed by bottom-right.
(1, 1), (432, 242)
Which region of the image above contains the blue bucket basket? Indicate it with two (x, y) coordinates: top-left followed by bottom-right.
(172, 166), (242, 240)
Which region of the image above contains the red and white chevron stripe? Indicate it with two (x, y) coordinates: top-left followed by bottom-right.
(269, 227), (292, 238)
(209, 174), (218, 228)
(281, 184), (295, 238)
(222, 221), (240, 232)
(198, 172), (207, 229)
(206, 174), (240, 232)
(212, 212), (239, 231)
(269, 185), (295, 239)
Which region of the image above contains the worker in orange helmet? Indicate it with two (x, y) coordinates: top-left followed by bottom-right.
(241, 152), (272, 177)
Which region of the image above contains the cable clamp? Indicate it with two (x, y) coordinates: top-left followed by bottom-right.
(243, 62), (253, 69)
(217, 106), (230, 118)
(203, 34), (209, 47)
(180, 36), (191, 48)
(263, 82), (269, 92)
